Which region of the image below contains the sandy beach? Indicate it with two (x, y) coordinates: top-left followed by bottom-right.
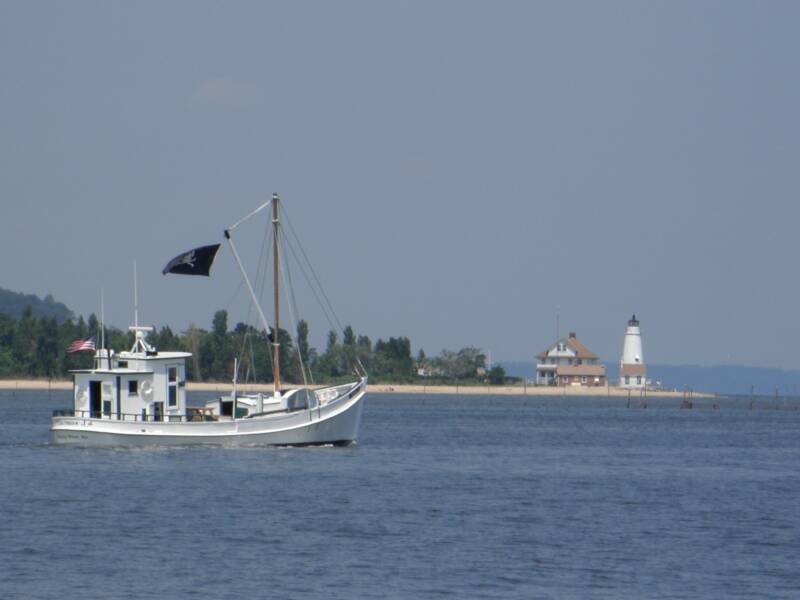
(0, 379), (713, 397)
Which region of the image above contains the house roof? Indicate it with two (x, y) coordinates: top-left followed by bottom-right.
(536, 334), (600, 360)
(556, 364), (606, 377)
(620, 363), (647, 377)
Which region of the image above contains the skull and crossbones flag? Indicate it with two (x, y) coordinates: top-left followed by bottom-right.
(162, 244), (221, 276)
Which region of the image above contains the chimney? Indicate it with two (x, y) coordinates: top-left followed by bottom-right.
(569, 332), (576, 339)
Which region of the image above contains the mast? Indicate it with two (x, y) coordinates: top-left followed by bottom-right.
(224, 198), (276, 394)
(272, 193), (281, 394)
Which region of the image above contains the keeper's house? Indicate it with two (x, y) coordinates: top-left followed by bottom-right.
(535, 332), (607, 387)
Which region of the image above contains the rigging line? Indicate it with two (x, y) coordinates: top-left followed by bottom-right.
(247, 329), (258, 384)
(281, 231), (339, 338)
(238, 215), (274, 382)
(279, 234), (309, 390)
(254, 215), (271, 311)
(281, 234), (314, 387)
(227, 198), (272, 232)
(237, 324), (256, 384)
(282, 231), (362, 379)
(281, 203), (346, 333)
(261, 228), (275, 380)
(231, 220), (274, 383)
(244, 216), (271, 384)
(223, 276), (246, 317)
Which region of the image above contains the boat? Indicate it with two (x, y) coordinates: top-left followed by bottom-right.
(51, 194), (368, 446)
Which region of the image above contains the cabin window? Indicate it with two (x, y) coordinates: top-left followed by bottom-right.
(168, 366), (178, 407)
(118, 360), (128, 368)
(128, 380), (138, 394)
(103, 400), (111, 416)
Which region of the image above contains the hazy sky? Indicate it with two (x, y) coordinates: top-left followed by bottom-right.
(2, 1), (799, 368)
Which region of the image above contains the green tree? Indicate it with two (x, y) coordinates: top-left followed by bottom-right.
(13, 306), (36, 376)
(296, 319), (310, 364)
(356, 334), (372, 373)
(488, 365), (506, 385)
(200, 309), (234, 381)
(35, 317), (60, 377)
(374, 336), (413, 381)
(319, 330), (344, 377)
(0, 314), (17, 376)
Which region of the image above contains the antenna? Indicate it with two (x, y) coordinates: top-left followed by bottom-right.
(101, 287), (110, 369)
(100, 288), (105, 352)
(134, 261), (139, 327)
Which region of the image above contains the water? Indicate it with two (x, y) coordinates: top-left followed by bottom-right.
(1, 391), (799, 599)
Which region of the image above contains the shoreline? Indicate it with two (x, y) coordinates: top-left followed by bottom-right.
(0, 378), (714, 398)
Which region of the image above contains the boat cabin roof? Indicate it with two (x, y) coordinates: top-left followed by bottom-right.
(70, 368), (155, 374)
(117, 351), (192, 360)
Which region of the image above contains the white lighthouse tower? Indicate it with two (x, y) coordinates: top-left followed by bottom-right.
(619, 314), (646, 389)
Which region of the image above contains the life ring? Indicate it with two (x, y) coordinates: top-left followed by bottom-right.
(140, 380), (153, 399)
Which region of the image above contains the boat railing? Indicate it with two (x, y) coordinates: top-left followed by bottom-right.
(314, 379), (365, 405)
(52, 409), (217, 423)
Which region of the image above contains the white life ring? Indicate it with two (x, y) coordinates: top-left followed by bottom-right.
(140, 380), (153, 400)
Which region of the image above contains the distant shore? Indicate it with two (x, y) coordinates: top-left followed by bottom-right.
(0, 378), (714, 398)
(366, 383), (714, 398)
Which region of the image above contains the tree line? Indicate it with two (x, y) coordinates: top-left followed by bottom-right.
(0, 307), (507, 384)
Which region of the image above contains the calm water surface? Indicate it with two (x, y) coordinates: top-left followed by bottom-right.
(1, 390), (799, 599)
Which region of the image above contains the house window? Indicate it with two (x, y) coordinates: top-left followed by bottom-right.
(625, 376), (630, 384)
(568, 358), (573, 365)
(581, 376), (587, 383)
(637, 376), (642, 385)
(128, 380), (138, 394)
(577, 359), (582, 365)
(168, 386), (177, 407)
(168, 367), (177, 383)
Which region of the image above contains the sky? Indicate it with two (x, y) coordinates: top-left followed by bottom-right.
(2, 1), (800, 369)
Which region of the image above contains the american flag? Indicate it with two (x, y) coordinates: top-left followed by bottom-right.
(67, 336), (96, 353)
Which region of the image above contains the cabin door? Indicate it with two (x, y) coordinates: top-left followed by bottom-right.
(153, 402), (163, 422)
(89, 381), (102, 418)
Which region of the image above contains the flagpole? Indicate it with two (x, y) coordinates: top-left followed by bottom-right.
(134, 261), (139, 328)
(101, 288), (110, 369)
(100, 288), (104, 351)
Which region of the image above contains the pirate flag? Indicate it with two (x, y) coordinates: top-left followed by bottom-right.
(162, 244), (221, 276)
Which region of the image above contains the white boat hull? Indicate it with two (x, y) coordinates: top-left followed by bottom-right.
(51, 382), (365, 447)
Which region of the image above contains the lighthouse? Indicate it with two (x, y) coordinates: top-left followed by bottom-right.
(619, 314), (647, 389)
